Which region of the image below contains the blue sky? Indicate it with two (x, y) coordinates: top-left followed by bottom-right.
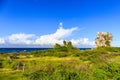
(0, 0), (120, 47)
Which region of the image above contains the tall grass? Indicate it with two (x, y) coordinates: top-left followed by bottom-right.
(0, 47), (120, 80)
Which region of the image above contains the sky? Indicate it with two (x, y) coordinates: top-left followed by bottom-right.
(0, 0), (120, 48)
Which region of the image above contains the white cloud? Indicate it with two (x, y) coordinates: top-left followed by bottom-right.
(0, 23), (95, 48)
(71, 38), (95, 48)
(0, 38), (5, 44)
(8, 33), (35, 45)
(35, 26), (78, 46)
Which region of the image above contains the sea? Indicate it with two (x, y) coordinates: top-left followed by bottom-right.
(0, 48), (91, 53)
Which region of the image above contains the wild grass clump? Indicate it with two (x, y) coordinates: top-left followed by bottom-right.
(0, 72), (23, 80)
(94, 46), (120, 52)
(92, 62), (120, 80)
(24, 63), (90, 80)
(1, 45), (120, 80)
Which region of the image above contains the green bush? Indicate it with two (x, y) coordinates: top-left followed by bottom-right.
(27, 65), (89, 80)
(93, 63), (120, 80)
(93, 68), (106, 80)
(105, 63), (120, 79)
(0, 60), (3, 68)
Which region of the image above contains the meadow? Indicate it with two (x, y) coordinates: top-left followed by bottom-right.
(0, 47), (120, 80)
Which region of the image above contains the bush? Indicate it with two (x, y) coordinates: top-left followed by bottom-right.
(93, 63), (120, 80)
(93, 68), (106, 80)
(27, 65), (89, 80)
(0, 61), (3, 68)
(105, 63), (120, 79)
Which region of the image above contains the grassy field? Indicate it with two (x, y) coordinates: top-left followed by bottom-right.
(0, 47), (120, 80)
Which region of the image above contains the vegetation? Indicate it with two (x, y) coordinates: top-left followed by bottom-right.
(54, 40), (78, 52)
(1, 42), (120, 79)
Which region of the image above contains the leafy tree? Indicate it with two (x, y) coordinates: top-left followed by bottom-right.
(54, 43), (61, 49)
(67, 41), (73, 49)
(63, 40), (67, 47)
(54, 40), (77, 51)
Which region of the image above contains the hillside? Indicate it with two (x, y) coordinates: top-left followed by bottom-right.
(0, 47), (120, 80)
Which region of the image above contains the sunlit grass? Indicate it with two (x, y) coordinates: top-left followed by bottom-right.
(109, 56), (120, 63)
(1, 47), (120, 80)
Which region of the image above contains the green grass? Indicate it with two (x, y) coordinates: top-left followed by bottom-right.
(0, 47), (120, 80)
(0, 71), (23, 80)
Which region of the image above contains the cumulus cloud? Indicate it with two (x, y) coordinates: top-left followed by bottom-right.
(71, 38), (95, 48)
(0, 23), (95, 48)
(35, 26), (78, 46)
(8, 33), (35, 45)
(0, 38), (5, 44)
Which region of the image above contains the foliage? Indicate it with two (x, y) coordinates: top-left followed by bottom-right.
(54, 40), (78, 52)
(54, 43), (61, 49)
(92, 62), (120, 80)
(0, 47), (120, 80)
(25, 63), (90, 80)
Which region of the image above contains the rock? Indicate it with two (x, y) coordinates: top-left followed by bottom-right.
(95, 32), (113, 47)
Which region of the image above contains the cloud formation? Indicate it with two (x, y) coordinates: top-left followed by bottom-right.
(35, 27), (78, 46)
(8, 33), (35, 45)
(71, 38), (95, 48)
(0, 24), (95, 48)
(0, 38), (5, 44)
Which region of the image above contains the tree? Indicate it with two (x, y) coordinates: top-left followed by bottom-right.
(54, 43), (61, 49)
(54, 40), (77, 51)
(67, 41), (73, 49)
(63, 40), (67, 47)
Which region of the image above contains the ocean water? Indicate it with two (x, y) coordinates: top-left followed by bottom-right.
(0, 48), (91, 53)
(0, 48), (51, 53)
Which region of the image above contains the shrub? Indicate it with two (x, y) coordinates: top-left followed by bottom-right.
(27, 66), (89, 80)
(93, 68), (106, 80)
(94, 62), (120, 80)
(0, 60), (3, 68)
